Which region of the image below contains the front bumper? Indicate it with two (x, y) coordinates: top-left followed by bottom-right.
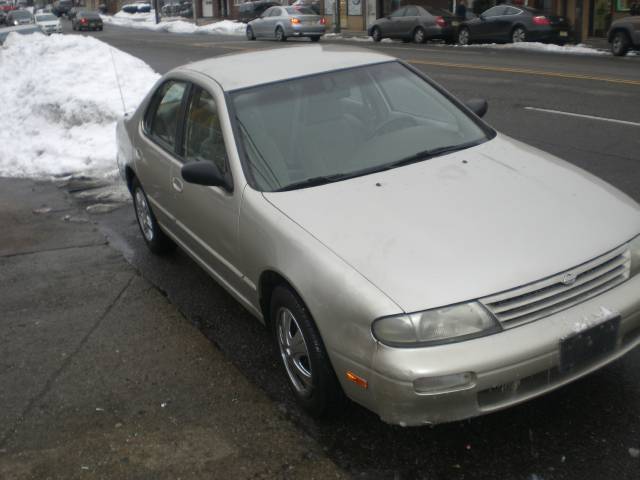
(362, 273), (640, 426)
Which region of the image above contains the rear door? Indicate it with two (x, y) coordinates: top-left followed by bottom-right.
(136, 80), (188, 229)
(168, 81), (251, 304)
(252, 5), (274, 36)
(398, 5), (419, 37)
(499, 6), (523, 40)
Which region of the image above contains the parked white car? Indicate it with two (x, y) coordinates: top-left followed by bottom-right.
(34, 12), (62, 34)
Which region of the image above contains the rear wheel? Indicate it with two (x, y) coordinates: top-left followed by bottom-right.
(611, 31), (630, 56)
(458, 26), (470, 45)
(271, 285), (344, 418)
(371, 26), (382, 42)
(246, 25), (255, 40)
(413, 26), (426, 44)
(131, 178), (175, 255)
(511, 26), (526, 43)
(275, 26), (286, 42)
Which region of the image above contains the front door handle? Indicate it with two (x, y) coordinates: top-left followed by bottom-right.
(172, 177), (183, 193)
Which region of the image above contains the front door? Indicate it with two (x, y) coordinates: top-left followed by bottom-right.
(474, 5), (507, 40)
(136, 80), (189, 228)
(168, 81), (250, 302)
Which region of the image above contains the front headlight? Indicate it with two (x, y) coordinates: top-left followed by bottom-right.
(630, 234), (640, 278)
(372, 302), (501, 347)
(14, 20), (19, 25)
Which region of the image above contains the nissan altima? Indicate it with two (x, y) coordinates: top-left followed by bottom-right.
(117, 45), (640, 426)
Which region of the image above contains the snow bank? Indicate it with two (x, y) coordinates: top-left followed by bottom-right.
(324, 34), (394, 43)
(101, 10), (246, 35)
(457, 41), (607, 56)
(0, 33), (159, 178)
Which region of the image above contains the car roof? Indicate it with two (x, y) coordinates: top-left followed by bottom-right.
(179, 45), (394, 92)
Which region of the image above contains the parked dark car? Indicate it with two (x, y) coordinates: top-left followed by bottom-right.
(607, 14), (640, 56)
(0, 0), (17, 25)
(239, 0), (279, 23)
(52, 0), (73, 17)
(367, 5), (458, 44)
(72, 11), (103, 30)
(6, 9), (35, 26)
(457, 4), (572, 45)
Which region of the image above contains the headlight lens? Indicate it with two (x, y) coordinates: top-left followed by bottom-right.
(630, 234), (640, 278)
(372, 302), (501, 347)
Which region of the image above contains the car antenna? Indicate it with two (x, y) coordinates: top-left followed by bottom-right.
(109, 47), (127, 114)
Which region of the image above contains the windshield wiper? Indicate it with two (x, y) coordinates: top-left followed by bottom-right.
(275, 173), (355, 192)
(383, 141), (482, 171)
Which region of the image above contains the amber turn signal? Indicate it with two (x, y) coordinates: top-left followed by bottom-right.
(346, 371), (368, 389)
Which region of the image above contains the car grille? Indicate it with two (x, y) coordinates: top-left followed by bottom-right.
(480, 244), (631, 329)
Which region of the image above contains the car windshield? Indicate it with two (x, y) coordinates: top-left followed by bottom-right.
(231, 62), (491, 192)
(285, 6), (315, 14)
(14, 11), (32, 18)
(36, 14), (57, 20)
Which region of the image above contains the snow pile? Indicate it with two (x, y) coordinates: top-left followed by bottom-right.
(0, 33), (159, 178)
(458, 41), (607, 56)
(324, 34), (394, 43)
(102, 11), (246, 35)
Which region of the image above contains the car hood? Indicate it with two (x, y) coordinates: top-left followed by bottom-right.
(263, 134), (640, 313)
(38, 20), (58, 26)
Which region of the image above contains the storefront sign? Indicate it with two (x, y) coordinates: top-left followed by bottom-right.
(348, 0), (362, 15)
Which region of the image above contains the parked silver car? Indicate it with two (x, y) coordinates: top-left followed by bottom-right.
(246, 5), (325, 41)
(608, 14), (640, 56)
(117, 45), (640, 426)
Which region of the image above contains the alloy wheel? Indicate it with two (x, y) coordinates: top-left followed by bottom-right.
(458, 28), (469, 45)
(276, 307), (313, 396)
(414, 28), (425, 44)
(512, 27), (526, 43)
(134, 188), (154, 242)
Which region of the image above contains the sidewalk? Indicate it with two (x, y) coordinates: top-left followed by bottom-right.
(0, 178), (347, 479)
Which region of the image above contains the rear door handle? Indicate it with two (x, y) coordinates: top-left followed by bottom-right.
(172, 177), (183, 193)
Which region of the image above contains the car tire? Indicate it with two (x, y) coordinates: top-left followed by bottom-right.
(611, 31), (630, 57)
(98, 26), (103, 31)
(458, 26), (471, 45)
(371, 26), (382, 42)
(310, 35), (320, 42)
(246, 25), (255, 40)
(511, 26), (526, 43)
(275, 26), (286, 42)
(413, 26), (426, 44)
(270, 285), (344, 418)
(131, 177), (176, 255)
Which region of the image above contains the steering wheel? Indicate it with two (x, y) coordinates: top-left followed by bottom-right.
(371, 116), (419, 138)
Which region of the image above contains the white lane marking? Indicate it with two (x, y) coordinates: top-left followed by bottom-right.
(524, 107), (640, 127)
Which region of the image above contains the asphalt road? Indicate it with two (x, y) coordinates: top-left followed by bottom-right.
(67, 21), (640, 480)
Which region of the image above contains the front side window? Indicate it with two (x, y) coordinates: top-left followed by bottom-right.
(146, 80), (187, 150)
(182, 86), (229, 176)
(482, 6), (506, 17)
(232, 62), (492, 192)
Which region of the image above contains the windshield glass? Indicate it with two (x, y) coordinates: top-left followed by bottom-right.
(231, 62), (491, 192)
(36, 14), (57, 20)
(14, 11), (32, 18)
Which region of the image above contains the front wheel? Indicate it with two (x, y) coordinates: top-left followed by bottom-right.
(310, 35), (320, 42)
(371, 26), (382, 42)
(246, 25), (255, 40)
(271, 285), (344, 418)
(458, 27), (470, 45)
(275, 26), (286, 42)
(611, 31), (630, 56)
(511, 26), (526, 43)
(131, 178), (175, 255)
(413, 27), (425, 44)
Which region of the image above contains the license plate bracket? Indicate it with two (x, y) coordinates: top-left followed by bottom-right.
(560, 315), (620, 373)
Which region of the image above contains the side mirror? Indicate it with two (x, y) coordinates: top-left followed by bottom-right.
(465, 98), (488, 118)
(181, 161), (231, 190)
(479, 13), (486, 20)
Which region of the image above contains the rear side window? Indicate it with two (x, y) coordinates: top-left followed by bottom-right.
(145, 81), (187, 150)
(404, 6), (418, 16)
(390, 7), (405, 17)
(182, 86), (229, 176)
(482, 6), (506, 16)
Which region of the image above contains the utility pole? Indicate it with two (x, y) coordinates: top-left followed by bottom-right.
(153, 0), (159, 24)
(334, 0), (341, 33)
